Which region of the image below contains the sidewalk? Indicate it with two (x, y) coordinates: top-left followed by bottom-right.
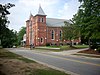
(21, 47), (100, 58)
(74, 53), (100, 58)
(50, 48), (88, 55)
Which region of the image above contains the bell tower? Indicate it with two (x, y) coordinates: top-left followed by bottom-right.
(35, 5), (47, 46)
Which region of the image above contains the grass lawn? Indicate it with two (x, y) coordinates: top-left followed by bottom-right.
(0, 49), (69, 75)
(0, 49), (36, 63)
(60, 45), (88, 51)
(60, 45), (75, 50)
(34, 45), (88, 52)
(73, 45), (88, 49)
(45, 46), (61, 48)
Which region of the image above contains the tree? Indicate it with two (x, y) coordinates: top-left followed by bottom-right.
(62, 21), (75, 47)
(0, 3), (15, 47)
(0, 3), (15, 35)
(72, 0), (100, 49)
(17, 27), (26, 45)
(2, 28), (17, 47)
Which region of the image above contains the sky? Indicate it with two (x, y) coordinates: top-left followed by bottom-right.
(0, 0), (80, 32)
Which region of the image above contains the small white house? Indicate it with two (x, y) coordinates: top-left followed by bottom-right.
(21, 34), (26, 46)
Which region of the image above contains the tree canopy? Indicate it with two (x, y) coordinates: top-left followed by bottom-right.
(71, 0), (100, 49)
(62, 21), (75, 47)
(17, 27), (26, 45)
(73, 0), (100, 39)
(0, 3), (15, 47)
(0, 3), (15, 35)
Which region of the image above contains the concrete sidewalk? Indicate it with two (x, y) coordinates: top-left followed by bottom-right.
(50, 48), (88, 55)
(19, 47), (100, 58)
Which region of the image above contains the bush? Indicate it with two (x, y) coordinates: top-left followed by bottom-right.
(0, 46), (2, 49)
(97, 48), (100, 53)
(46, 43), (50, 46)
(90, 44), (97, 49)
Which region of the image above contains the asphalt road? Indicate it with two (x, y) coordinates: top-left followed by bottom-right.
(7, 48), (100, 75)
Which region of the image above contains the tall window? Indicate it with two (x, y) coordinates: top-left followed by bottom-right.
(38, 18), (44, 22)
(38, 18), (40, 22)
(42, 18), (44, 22)
(59, 31), (62, 40)
(40, 38), (43, 43)
(51, 30), (55, 39)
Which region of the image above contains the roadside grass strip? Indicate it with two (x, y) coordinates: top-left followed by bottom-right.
(0, 49), (69, 75)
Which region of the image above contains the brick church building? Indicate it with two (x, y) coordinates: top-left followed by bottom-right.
(26, 6), (80, 46)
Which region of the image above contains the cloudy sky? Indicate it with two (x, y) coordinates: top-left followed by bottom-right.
(1, 0), (80, 32)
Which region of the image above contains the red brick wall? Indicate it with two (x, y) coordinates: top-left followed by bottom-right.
(26, 15), (81, 46)
(32, 15), (47, 46)
(26, 20), (30, 46)
(46, 27), (62, 45)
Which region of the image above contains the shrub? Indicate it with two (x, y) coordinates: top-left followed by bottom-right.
(46, 43), (50, 46)
(97, 47), (100, 53)
(91, 44), (97, 49)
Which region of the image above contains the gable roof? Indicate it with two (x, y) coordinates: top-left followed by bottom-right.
(46, 18), (70, 27)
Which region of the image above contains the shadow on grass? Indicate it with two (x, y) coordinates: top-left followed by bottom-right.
(33, 69), (69, 75)
(0, 49), (36, 63)
(0, 49), (69, 75)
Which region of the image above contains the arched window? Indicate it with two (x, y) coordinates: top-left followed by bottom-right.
(59, 31), (62, 40)
(51, 30), (55, 39)
(40, 37), (44, 43)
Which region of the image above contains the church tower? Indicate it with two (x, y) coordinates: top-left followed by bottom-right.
(35, 5), (47, 46)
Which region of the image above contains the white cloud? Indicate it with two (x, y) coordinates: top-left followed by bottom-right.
(0, 0), (80, 31)
(19, 0), (58, 7)
(58, 0), (80, 19)
(58, 3), (68, 16)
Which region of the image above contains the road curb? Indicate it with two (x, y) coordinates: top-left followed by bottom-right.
(74, 53), (100, 58)
(23, 56), (79, 75)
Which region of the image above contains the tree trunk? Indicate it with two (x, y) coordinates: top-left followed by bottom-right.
(70, 39), (72, 47)
(88, 38), (91, 49)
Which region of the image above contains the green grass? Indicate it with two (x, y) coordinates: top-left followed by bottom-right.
(35, 46), (61, 52)
(34, 48), (61, 52)
(0, 49), (18, 58)
(46, 45), (88, 49)
(0, 49), (69, 75)
(60, 45), (74, 50)
(17, 57), (36, 63)
(60, 45), (88, 51)
(46, 46), (61, 48)
(0, 49), (36, 63)
(32, 69), (69, 75)
(34, 45), (88, 52)
(73, 45), (88, 49)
